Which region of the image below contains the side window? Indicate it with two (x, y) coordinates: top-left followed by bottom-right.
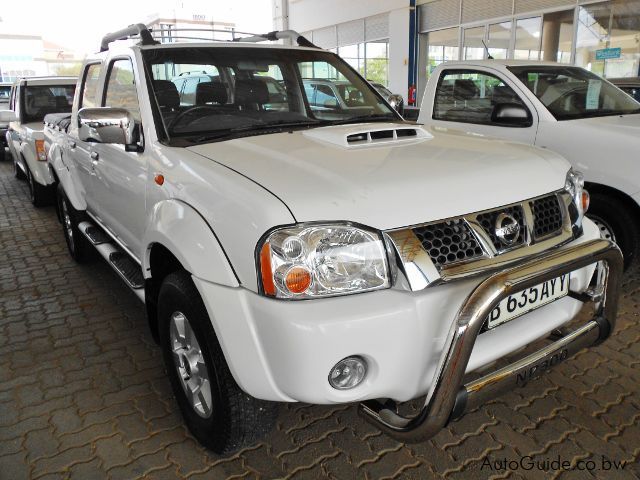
(81, 63), (102, 109)
(103, 58), (141, 122)
(433, 70), (529, 125)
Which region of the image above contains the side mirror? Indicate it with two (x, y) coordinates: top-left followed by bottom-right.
(0, 110), (17, 122)
(324, 98), (339, 108)
(491, 103), (532, 127)
(387, 94), (404, 112)
(78, 107), (139, 149)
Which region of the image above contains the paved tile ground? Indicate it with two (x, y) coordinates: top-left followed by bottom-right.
(0, 158), (639, 480)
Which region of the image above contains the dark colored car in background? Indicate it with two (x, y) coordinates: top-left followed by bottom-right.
(369, 81), (404, 115)
(609, 77), (640, 102)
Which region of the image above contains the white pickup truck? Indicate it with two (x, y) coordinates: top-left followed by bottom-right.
(45, 25), (622, 454)
(418, 61), (640, 268)
(1, 76), (76, 206)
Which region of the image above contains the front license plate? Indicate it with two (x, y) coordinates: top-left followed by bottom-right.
(487, 274), (570, 329)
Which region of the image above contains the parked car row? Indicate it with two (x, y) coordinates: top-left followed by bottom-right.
(0, 25), (632, 456)
(0, 76), (76, 204)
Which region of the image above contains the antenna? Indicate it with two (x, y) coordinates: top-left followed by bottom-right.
(481, 40), (494, 60)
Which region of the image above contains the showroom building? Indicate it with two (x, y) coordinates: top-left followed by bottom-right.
(281, 0), (640, 104)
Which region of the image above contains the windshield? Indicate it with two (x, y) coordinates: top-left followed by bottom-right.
(143, 47), (397, 142)
(508, 66), (640, 120)
(21, 85), (75, 123)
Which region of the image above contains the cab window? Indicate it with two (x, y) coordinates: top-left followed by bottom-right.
(80, 63), (102, 109)
(434, 69), (529, 126)
(103, 58), (141, 122)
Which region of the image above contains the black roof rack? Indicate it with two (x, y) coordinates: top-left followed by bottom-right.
(100, 23), (159, 52)
(100, 24), (320, 51)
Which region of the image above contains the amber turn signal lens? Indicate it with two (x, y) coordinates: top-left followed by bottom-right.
(260, 243), (276, 296)
(154, 174), (165, 185)
(35, 139), (46, 161)
(285, 267), (312, 294)
(582, 190), (590, 213)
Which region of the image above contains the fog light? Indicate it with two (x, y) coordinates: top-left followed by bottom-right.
(328, 356), (367, 390)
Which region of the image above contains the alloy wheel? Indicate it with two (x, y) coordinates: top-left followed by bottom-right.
(588, 215), (616, 243)
(170, 311), (213, 418)
(61, 198), (75, 251)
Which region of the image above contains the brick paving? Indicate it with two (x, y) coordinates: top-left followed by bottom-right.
(0, 158), (639, 480)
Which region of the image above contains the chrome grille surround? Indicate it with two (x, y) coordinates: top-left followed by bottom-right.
(385, 191), (574, 291)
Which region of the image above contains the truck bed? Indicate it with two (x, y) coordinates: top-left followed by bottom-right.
(44, 113), (72, 133)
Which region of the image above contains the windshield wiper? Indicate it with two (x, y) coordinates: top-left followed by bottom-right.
(192, 120), (321, 143)
(323, 113), (399, 126)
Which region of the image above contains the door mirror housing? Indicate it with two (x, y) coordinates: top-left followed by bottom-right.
(78, 107), (140, 150)
(0, 110), (17, 123)
(323, 98), (339, 109)
(491, 103), (532, 127)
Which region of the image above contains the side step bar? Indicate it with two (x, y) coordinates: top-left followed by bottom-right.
(78, 221), (145, 302)
(359, 238), (623, 443)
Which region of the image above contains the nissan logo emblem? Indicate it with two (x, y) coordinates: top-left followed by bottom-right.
(495, 213), (520, 246)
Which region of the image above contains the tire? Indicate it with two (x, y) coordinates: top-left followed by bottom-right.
(158, 271), (278, 454)
(587, 193), (640, 270)
(57, 185), (90, 263)
(0, 146), (5, 162)
(13, 155), (26, 180)
(26, 165), (52, 207)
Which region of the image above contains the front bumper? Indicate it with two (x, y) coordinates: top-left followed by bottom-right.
(359, 237), (622, 442)
(193, 219), (620, 407)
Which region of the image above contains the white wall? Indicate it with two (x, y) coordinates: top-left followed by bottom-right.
(388, 7), (410, 97)
(288, 0), (406, 34)
(286, 0), (412, 95)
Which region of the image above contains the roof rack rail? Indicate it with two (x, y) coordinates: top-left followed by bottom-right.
(100, 25), (320, 51)
(100, 23), (159, 52)
(232, 30), (319, 48)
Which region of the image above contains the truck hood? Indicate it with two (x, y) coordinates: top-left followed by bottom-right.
(571, 113), (640, 132)
(187, 124), (569, 230)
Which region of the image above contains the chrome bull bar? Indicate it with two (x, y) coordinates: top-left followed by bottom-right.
(359, 238), (623, 443)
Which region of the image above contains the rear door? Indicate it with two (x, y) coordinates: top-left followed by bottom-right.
(90, 57), (146, 256)
(426, 67), (538, 144)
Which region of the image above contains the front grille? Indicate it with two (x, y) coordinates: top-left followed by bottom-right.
(531, 194), (563, 239)
(413, 219), (484, 268)
(476, 205), (526, 251)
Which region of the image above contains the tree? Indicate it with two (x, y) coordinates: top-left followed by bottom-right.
(365, 57), (388, 85)
(54, 63), (83, 77)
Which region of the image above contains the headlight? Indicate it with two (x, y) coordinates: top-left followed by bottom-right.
(565, 168), (589, 229)
(258, 224), (390, 299)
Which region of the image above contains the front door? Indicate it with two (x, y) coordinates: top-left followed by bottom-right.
(90, 57), (146, 257)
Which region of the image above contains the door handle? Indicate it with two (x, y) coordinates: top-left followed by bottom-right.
(90, 151), (99, 165)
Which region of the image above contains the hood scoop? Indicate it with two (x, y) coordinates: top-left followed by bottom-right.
(303, 123), (432, 148)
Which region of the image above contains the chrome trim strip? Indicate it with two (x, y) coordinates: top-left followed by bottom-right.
(359, 238), (623, 443)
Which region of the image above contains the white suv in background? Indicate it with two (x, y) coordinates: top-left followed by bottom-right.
(3, 76), (76, 206)
(419, 61), (640, 268)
